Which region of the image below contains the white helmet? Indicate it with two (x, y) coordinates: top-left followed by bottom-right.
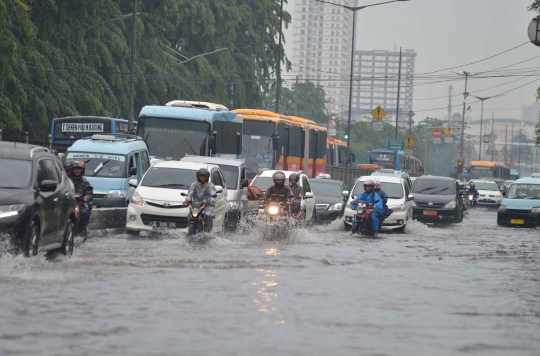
(364, 179), (375, 187)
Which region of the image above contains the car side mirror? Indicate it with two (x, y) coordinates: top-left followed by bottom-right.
(349, 153), (356, 163)
(128, 178), (138, 188)
(341, 190), (349, 198)
(129, 167), (137, 176)
(407, 194), (415, 201)
(39, 179), (58, 192)
(241, 178), (249, 189)
(215, 185), (224, 194)
(304, 192), (314, 199)
(502, 191), (506, 197)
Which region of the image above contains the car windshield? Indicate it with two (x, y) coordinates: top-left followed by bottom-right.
(411, 179), (455, 195)
(353, 181), (404, 199)
(219, 165), (239, 189)
(251, 176), (274, 192)
(506, 184), (540, 200)
(66, 152), (127, 178)
(0, 159), (32, 188)
(141, 167), (193, 189)
(310, 181), (342, 196)
(474, 182), (499, 191)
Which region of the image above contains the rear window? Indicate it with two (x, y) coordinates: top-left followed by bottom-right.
(310, 181), (342, 196)
(474, 182), (499, 191)
(141, 167), (193, 189)
(411, 179), (455, 195)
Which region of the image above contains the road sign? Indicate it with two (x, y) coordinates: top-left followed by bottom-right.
(432, 129), (442, 138)
(404, 149), (413, 155)
(444, 136), (453, 144)
(329, 119), (337, 129)
(373, 121), (383, 131)
(405, 135), (415, 148)
(371, 105), (387, 121)
(444, 125), (452, 137)
(328, 128), (337, 137)
(500, 147), (506, 155)
(456, 146), (461, 154)
(433, 137), (441, 144)
(485, 149), (499, 156)
(387, 138), (404, 150)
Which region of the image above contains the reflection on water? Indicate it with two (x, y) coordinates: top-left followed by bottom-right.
(251, 249), (286, 324)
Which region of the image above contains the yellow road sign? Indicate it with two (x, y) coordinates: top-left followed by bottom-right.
(444, 125), (452, 137)
(500, 147), (506, 155)
(405, 135), (415, 149)
(371, 105), (387, 121)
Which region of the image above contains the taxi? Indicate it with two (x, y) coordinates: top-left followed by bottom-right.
(497, 176), (540, 227)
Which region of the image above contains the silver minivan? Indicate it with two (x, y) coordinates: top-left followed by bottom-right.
(180, 156), (248, 230)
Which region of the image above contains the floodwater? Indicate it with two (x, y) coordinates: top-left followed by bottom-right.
(1, 209), (539, 356)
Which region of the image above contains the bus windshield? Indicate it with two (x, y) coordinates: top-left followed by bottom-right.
(469, 166), (495, 178)
(242, 121), (275, 177)
(370, 152), (395, 169)
(138, 117), (210, 160)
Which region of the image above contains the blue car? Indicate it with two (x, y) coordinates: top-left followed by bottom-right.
(497, 176), (540, 227)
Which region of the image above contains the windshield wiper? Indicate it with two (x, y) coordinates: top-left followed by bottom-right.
(184, 138), (196, 155)
(92, 159), (110, 177)
(415, 186), (437, 193)
(431, 187), (449, 194)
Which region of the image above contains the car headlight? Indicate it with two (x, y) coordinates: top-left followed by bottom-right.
(227, 201), (238, 210)
(108, 190), (126, 198)
(390, 204), (405, 211)
(268, 206), (279, 215)
(0, 204), (25, 219)
(329, 203), (343, 211)
(498, 205), (507, 212)
(131, 192), (145, 206)
(444, 201), (456, 209)
(531, 207), (540, 213)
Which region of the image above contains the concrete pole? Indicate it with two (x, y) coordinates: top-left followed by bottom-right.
(395, 47), (402, 139)
(275, 0), (284, 113)
(128, 0), (138, 132)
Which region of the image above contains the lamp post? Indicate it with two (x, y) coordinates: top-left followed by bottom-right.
(470, 94), (503, 161)
(313, 0), (410, 165)
(457, 71), (470, 179)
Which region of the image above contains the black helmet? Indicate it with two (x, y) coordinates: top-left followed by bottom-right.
(273, 171), (286, 188)
(469, 180), (475, 188)
(196, 168), (210, 183)
(64, 160), (86, 176)
(289, 173), (299, 183)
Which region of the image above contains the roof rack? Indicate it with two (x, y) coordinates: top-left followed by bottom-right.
(30, 146), (50, 158)
(165, 100), (229, 111)
(82, 133), (142, 142)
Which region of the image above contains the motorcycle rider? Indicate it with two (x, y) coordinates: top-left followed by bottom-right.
(64, 160), (93, 236)
(185, 168), (217, 233)
(373, 179), (393, 230)
(288, 173), (303, 220)
(263, 171), (293, 209)
(352, 179), (383, 238)
(467, 180), (480, 207)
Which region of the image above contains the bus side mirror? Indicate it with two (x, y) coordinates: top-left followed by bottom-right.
(209, 130), (217, 152)
(349, 153), (356, 163)
(236, 132), (242, 155)
(272, 136), (279, 151)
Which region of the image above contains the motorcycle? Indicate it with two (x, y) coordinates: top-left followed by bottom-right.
(466, 194), (478, 209)
(181, 192), (217, 242)
(350, 200), (375, 236)
(262, 199), (292, 239)
(74, 185), (93, 241)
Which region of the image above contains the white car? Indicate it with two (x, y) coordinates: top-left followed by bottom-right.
(343, 176), (413, 232)
(248, 170), (316, 223)
(125, 161), (228, 235)
(469, 180), (502, 207)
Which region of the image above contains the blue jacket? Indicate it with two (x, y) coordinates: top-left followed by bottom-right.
(467, 187), (479, 198)
(354, 191), (383, 213)
(377, 189), (393, 217)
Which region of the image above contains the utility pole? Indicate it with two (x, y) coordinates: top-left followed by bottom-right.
(128, 0), (138, 132)
(491, 111), (494, 162)
(407, 110), (415, 136)
(346, 9), (357, 165)
(293, 75), (299, 116)
(511, 123), (514, 162)
(459, 71), (470, 179)
(395, 47), (402, 138)
(518, 128), (522, 171)
(447, 85), (453, 126)
(275, 0), (284, 114)
(504, 119), (508, 165)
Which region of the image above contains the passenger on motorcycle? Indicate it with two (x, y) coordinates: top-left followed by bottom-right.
(352, 179), (383, 237)
(289, 173), (303, 220)
(64, 160), (93, 236)
(467, 180), (479, 206)
(373, 179), (393, 230)
(185, 168), (216, 232)
(264, 171), (293, 207)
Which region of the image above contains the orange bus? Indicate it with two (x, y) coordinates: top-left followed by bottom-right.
(327, 137), (348, 166)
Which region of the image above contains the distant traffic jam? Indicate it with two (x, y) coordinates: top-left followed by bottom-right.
(1, 100), (539, 257)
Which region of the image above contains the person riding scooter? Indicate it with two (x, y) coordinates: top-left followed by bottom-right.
(352, 179), (383, 238)
(64, 160), (93, 236)
(373, 179), (393, 231)
(184, 168), (217, 233)
(263, 171), (293, 205)
(467, 180), (480, 207)
(289, 173), (303, 220)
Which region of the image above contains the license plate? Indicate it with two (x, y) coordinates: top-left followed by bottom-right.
(423, 210), (438, 216)
(510, 219), (524, 225)
(153, 222), (176, 228)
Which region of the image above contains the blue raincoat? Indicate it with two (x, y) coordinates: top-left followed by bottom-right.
(353, 190), (383, 232)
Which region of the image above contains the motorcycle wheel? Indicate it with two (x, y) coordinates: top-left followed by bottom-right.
(187, 222), (200, 240)
(351, 221), (360, 235)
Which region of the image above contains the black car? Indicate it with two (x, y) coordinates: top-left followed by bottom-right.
(410, 176), (464, 223)
(0, 142), (77, 256)
(309, 179), (349, 222)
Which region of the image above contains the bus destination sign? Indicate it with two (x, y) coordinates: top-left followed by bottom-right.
(62, 123), (104, 133)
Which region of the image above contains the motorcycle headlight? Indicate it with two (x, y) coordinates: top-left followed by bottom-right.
(0, 204), (25, 219)
(131, 192), (145, 206)
(498, 205), (506, 212)
(191, 209), (200, 218)
(227, 201), (238, 210)
(531, 207), (540, 213)
(444, 201), (456, 209)
(268, 206), (280, 215)
(468, 195), (473, 200)
(108, 189), (126, 199)
(329, 203), (343, 211)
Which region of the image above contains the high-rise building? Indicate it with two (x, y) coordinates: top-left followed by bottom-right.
(289, 0), (354, 110)
(351, 49), (417, 118)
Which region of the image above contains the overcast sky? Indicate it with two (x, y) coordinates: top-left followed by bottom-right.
(283, 0), (540, 122)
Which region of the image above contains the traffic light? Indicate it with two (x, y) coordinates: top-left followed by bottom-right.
(457, 160), (463, 174)
(344, 133), (349, 140)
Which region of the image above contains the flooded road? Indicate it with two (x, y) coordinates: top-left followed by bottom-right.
(1, 209), (539, 356)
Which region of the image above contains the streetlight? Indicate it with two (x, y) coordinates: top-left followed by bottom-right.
(313, 0), (410, 166)
(470, 94), (504, 160)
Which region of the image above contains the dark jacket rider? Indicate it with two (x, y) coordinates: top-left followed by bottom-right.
(64, 160), (93, 235)
(467, 181), (480, 198)
(185, 168), (217, 232)
(264, 171), (293, 205)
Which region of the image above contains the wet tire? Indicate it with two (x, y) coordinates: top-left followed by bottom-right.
(60, 219), (75, 256)
(222, 215), (229, 235)
(351, 222), (360, 235)
(343, 221), (351, 230)
(23, 220), (39, 257)
(187, 222), (199, 237)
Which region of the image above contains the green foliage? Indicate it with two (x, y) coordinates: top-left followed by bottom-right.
(0, 0), (290, 140)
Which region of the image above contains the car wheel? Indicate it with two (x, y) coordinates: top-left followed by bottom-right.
(222, 214), (229, 235)
(395, 225), (406, 233)
(61, 219), (75, 256)
(23, 220), (39, 257)
(344, 221), (351, 230)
